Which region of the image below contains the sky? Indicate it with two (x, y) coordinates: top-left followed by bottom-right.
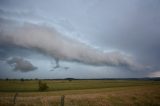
(0, 0), (160, 79)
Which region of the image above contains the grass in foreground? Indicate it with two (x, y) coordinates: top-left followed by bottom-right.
(0, 80), (160, 106)
(0, 80), (159, 92)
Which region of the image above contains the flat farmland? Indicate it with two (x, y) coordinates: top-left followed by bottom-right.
(0, 80), (160, 106)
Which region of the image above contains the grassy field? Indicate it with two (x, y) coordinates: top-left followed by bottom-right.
(0, 80), (160, 106)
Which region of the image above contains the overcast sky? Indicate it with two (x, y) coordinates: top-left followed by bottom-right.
(0, 0), (160, 79)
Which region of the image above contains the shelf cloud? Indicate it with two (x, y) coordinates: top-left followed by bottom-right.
(0, 20), (142, 71)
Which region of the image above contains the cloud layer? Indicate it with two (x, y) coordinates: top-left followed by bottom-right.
(0, 0), (160, 78)
(7, 57), (37, 72)
(0, 20), (141, 70)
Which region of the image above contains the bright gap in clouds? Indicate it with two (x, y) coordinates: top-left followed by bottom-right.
(149, 71), (160, 77)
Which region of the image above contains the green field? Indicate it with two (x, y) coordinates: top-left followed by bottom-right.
(0, 80), (160, 106)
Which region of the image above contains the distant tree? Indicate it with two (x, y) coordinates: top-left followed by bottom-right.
(38, 80), (49, 91)
(35, 78), (38, 80)
(66, 78), (74, 82)
(6, 78), (9, 81)
(20, 78), (24, 82)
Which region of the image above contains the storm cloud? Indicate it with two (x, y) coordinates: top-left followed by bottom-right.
(0, 0), (160, 78)
(7, 57), (37, 72)
(0, 21), (141, 70)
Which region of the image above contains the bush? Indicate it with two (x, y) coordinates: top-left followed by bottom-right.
(6, 78), (9, 81)
(20, 78), (24, 82)
(38, 80), (49, 91)
(65, 78), (74, 82)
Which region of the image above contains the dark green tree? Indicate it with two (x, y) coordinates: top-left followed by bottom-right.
(38, 80), (49, 91)
(6, 78), (9, 81)
(20, 78), (24, 82)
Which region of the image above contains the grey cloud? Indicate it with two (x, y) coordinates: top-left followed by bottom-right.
(0, 20), (143, 71)
(1, 0), (159, 78)
(7, 57), (37, 72)
(50, 59), (70, 71)
(0, 8), (41, 19)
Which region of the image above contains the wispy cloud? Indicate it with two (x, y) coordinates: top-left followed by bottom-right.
(7, 57), (37, 72)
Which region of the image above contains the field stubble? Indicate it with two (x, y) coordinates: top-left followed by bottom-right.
(0, 80), (160, 106)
